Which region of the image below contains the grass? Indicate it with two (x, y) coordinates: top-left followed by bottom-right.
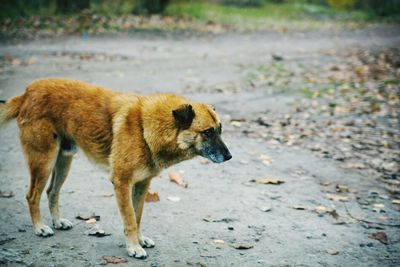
(165, 1), (377, 27)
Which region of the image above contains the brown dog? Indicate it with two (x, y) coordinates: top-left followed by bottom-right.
(0, 79), (231, 259)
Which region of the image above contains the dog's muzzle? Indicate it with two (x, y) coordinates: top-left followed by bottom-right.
(200, 138), (232, 163)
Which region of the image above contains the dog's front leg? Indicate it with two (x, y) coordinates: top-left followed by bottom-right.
(132, 178), (155, 248)
(113, 177), (147, 259)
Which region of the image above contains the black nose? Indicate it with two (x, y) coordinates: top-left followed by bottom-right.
(224, 151), (232, 161)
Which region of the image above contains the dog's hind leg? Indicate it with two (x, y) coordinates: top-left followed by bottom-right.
(46, 138), (75, 230)
(20, 120), (60, 237)
(132, 178), (155, 248)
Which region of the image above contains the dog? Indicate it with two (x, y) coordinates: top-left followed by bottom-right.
(0, 79), (231, 259)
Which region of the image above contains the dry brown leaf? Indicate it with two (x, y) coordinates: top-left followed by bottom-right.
(26, 57), (38, 65)
(230, 120), (242, 127)
(314, 206), (339, 219)
(368, 232), (388, 245)
(373, 203), (385, 209)
(11, 58), (21, 66)
(102, 256), (127, 264)
(320, 181), (332, 186)
(145, 191), (160, 202)
(292, 205), (308, 210)
(85, 224), (111, 237)
(327, 250), (339, 255)
(76, 212), (100, 221)
(203, 217), (235, 223)
(391, 199), (400, 205)
(168, 172), (188, 188)
(345, 162), (367, 169)
(326, 194), (349, 202)
(86, 218), (97, 224)
(0, 190), (14, 198)
(252, 178), (284, 185)
(315, 205), (329, 214)
(99, 193), (114, 197)
(258, 206), (272, 212)
(167, 196), (180, 202)
(231, 242), (254, 250)
(259, 154), (273, 165)
(335, 184), (349, 193)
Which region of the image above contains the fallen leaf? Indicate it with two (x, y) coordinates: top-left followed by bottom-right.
(231, 242), (254, 250)
(102, 256), (127, 264)
(230, 120), (242, 127)
(327, 250), (339, 255)
(373, 203), (385, 209)
(85, 224), (111, 237)
(186, 261), (206, 267)
(86, 218), (97, 224)
(167, 196), (180, 202)
(314, 205), (329, 214)
(203, 217), (236, 223)
(292, 205), (308, 210)
(335, 184), (349, 193)
(251, 178), (284, 185)
(200, 253), (219, 258)
(345, 162), (367, 169)
(99, 193), (114, 197)
(11, 58), (21, 66)
(368, 232), (388, 245)
(328, 209), (339, 220)
(314, 206), (339, 219)
(392, 199), (400, 205)
(145, 191), (159, 202)
(76, 212), (100, 221)
(168, 172), (188, 188)
(26, 57), (38, 65)
(258, 206), (272, 212)
(320, 181), (332, 186)
(0, 190), (14, 198)
(330, 64), (340, 71)
(362, 223), (385, 230)
(326, 194), (349, 202)
(259, 154), (273, 165)
(272, 54), (283, 61)
(372, 203), (385, 213)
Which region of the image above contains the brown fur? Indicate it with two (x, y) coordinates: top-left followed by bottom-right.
(0, 79), (229, 259)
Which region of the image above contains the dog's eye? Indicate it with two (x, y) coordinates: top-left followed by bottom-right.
(202, 128), (215, 138)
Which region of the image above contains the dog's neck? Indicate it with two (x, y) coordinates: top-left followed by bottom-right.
(139, 94), (196, 170)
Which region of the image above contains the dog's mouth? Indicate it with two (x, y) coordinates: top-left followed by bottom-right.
(200, 149), (232, 163)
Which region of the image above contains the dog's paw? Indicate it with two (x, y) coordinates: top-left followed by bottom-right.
(34, 224), (54, 237)
(53, 218), (73, 230)
(139, 236), (155, 248)
(127, 245), (147, 259)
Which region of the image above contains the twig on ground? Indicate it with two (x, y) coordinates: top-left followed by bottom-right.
(343, 204), (400, 228)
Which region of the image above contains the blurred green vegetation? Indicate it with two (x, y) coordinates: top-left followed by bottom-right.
(0, 0), (399, 21)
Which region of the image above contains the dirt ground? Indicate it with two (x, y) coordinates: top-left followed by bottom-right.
(1, 26), (400, 266)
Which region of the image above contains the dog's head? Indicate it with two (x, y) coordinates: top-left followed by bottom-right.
(173, 103), (232, 163)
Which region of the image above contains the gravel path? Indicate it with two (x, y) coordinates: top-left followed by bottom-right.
(1, 26), (399, 266)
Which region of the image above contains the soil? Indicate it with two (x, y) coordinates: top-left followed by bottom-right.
(1, 26), (399, 266)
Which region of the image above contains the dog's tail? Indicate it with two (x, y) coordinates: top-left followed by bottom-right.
(0, 95), (23, 126)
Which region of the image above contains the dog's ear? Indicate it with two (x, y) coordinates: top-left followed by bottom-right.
(173, 104), (195, 130)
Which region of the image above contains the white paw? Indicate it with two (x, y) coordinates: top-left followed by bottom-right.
(139, 236), (155, 248)
(34, 224), (54, 237)
(53, 218), (73, 230)
(127, 245), (147, 259)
